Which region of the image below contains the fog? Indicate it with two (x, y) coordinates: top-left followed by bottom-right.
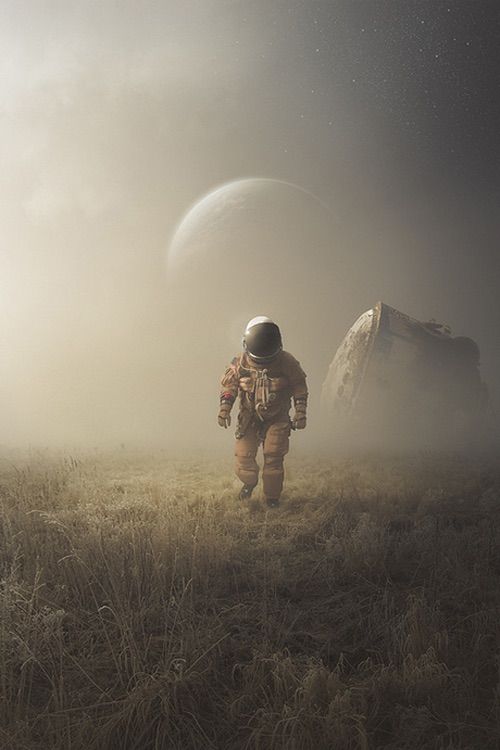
(1, 1), (498, 453)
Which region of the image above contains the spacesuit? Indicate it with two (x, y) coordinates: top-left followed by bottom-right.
(218, 317), (308, 507)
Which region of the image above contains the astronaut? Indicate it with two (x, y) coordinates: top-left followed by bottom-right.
(218, 316), (308, 508)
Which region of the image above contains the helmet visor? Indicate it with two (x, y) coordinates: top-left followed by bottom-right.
(245, 322), (282, 360)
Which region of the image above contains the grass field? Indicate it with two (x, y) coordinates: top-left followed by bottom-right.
(1, 449), (500, 749)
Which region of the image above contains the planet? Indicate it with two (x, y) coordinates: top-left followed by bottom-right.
(166, 177), (334, 288)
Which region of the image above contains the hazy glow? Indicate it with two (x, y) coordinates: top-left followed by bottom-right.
(0, 1), (496, 450)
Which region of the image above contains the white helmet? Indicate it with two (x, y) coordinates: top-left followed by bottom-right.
(242, 316), (283, 363)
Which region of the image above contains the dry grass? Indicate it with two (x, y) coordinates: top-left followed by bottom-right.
(1, 448), (500, 749)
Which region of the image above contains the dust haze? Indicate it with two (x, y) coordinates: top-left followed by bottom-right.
(1, 1), (498, 452)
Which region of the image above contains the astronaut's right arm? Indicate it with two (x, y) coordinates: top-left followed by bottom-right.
(218, 357), (239, 428)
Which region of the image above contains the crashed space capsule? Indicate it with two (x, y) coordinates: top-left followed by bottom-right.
(321, 302), (488, 441)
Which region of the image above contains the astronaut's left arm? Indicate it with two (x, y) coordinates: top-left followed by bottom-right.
(289, 358), (308, 430)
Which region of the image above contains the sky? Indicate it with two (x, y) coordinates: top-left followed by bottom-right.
(0, 0), (498, 449)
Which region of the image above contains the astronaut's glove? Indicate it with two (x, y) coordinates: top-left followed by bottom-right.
(291, 398), (307, 430)
(218, 401), (232, 428)
(291, 413), (307, 430)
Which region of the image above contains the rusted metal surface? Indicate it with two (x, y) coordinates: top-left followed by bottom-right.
(321, 305), (379, 416)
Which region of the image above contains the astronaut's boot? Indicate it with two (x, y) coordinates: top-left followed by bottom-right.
(265, 497), (280, 509)
(238, 484), (256, 501)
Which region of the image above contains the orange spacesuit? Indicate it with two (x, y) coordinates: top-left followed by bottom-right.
(218, 317), (308, 507)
